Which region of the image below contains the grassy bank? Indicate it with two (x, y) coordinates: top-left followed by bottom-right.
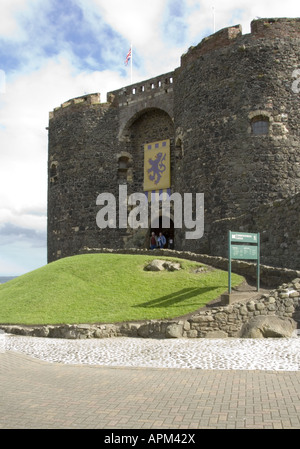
(0, 254), (243, 325)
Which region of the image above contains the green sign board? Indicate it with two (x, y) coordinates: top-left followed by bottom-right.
(231, 244), (258, 260)
(228, 231), (260, 293)
(230, 232), (259, 244)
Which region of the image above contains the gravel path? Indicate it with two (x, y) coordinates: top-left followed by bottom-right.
(1, 333), (300, 371)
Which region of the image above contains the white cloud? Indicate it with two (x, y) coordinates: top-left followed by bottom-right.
(185, 0), (300, 41)
(0, 52), (127, 226)
(0, 0), (43, 39)
(75, 0), (182, 80)
(0, 0), (28, 37)
(0, 209), (46, 232)
(84, 0), (167, 45)
(73, 0), (300, 83)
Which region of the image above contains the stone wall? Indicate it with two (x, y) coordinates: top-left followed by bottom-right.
(47, 93), (121, 262)
(47, 93), (176, 262)
(48, 18), (300, 269)
(207, 193), (300, 270)
(174, 19), (300, 253)
(109, 71), (174, 140)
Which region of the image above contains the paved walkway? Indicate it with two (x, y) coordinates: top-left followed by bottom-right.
(1, 350), (300, 429)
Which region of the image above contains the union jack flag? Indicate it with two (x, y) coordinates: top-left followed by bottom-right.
(125, 47), (131, 65)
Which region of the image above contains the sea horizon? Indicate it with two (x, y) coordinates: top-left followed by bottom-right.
(0, 276), (18, 284)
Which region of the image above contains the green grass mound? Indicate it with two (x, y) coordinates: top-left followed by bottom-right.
(0, 254), (243, 325)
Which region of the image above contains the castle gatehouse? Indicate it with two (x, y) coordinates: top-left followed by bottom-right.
(48, 18), (300, 270)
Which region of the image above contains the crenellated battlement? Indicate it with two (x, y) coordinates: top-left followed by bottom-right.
(251, 17), (300, 38)
(108, 71), (174, 108)
(49, 71), (175, 121)
(49, 18), (300, 120)
(49, 93), (102, 120)
(181, 24), (242, 66)
(181, 18), (300, 67)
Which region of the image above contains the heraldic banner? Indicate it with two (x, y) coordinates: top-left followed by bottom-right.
(143, 140), (171, 194)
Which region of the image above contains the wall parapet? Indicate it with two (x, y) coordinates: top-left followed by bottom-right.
(181, 25), (242, 66)
(108, 71), (174, 108)
(49, 93), (102, 120)
(180, 18), (300, 68)
(251, 17), (300, 38)
(48, 18), (300, 120)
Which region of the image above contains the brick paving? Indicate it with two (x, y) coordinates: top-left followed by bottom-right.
(0, 351), (300, 429)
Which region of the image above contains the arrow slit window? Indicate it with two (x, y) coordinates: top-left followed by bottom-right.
(118, 156), (130, 183)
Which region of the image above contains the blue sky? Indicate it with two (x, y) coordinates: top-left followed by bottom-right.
(0, 0), (299, 275)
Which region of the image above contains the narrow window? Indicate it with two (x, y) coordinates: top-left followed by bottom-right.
(251, 115), (269, 135)
(118, 156), (129, 182)
(175, 139), (184, 160)
(50, 163), (58, 183)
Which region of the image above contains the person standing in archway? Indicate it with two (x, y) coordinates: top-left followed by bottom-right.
(150, 232), (158, 250)
(157, 232), (166, 249)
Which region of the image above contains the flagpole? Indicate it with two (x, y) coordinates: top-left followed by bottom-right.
(130, 43), (133, 84)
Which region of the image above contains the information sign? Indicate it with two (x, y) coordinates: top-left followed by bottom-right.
(231, 245), (258, 260)
(230, 233), (258, 244)
(228, 231), (260, 293)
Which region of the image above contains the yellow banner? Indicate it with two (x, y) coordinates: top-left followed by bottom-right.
(143, 139), (170, 191)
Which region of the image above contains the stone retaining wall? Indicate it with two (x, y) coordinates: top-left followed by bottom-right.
(1, 278), (299, 340)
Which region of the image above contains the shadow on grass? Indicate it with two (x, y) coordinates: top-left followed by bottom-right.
(134, 287), (219, 309)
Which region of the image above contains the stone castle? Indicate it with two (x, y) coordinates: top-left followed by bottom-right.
(47, 18), (300, 270)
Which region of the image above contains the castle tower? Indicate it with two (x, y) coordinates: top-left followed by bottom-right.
(48, 18), (300, 264)
(174, 18), (300, 253)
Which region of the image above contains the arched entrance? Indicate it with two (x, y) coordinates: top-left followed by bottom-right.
(119, 107), (174, 191)
(119, 107), (175, 251)
(150, 215), (174, 249)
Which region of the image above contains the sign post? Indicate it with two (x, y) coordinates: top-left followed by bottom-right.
(228, 231), (260, 293)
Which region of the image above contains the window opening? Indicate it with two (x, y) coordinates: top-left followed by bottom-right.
(118, 156), (130, 182)
(50, 163), (58, 183)
(251, 116), (269, 135)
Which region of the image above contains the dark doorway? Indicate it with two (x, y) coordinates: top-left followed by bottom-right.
(150, 216), (174, 249)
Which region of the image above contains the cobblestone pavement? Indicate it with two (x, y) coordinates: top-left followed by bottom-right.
(0, 335), (300, 429)
(2, 335), (300, 370)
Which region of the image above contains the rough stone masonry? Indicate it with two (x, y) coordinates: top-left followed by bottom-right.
(47, 18), (300, 270)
